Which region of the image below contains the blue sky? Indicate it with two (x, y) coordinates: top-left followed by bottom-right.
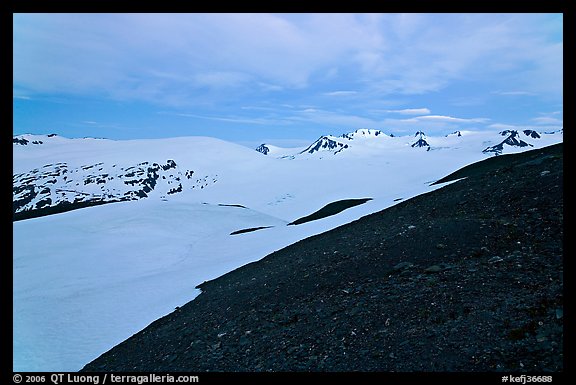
(13, 13), (563, 148)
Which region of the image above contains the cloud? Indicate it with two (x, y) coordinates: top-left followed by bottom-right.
(404, 115), (489, 124)
(492, 90), (537, 96)
(291, 108), (378, 128)
(280, 108), (492, 136)
(15, 15), (561, 98)
(13, 14), (385, 99)
(531, 117), (563, 125)
(13, 13), (562, 123)
(323, 91), (358, 97)
(359, 14), (562, 97)
(193, 71), (252, 88)
(488, 123), (518, 130)
(385, 108), (431, 115)
(165, 112), (288, 126)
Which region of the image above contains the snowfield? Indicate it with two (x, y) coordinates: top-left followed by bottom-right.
(13, 128), (562, 371)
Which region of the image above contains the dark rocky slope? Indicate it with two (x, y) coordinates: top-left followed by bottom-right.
(83, 144), (563, 373)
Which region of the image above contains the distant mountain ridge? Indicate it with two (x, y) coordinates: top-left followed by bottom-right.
(13, 128), (563, 220)
(482, 129), (545, 155)
(13, 158), (214, 220)
(257, 127), (562, 157)
(12, 134), (245, 220)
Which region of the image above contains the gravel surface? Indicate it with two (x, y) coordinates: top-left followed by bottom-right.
(82, 144), (563, 373)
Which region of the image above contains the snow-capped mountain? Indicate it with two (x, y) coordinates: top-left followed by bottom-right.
(14, 128), (563, 220)
(259, 127), (561, 158)
(411, 131), (430, 150)
(340, 128), (387, 139)
(13, 127), (563, 372)
(13, 156), (214, 218)
(13, 134), (263, 219)
(482, 129), (550, 155)
(298, 129), (392, 155)
(300, 135), (350, 155)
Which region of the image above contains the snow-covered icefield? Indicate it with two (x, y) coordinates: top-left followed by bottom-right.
(13, 129), (562, 371)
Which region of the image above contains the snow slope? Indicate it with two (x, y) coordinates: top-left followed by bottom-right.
(13, 128), (563, 371)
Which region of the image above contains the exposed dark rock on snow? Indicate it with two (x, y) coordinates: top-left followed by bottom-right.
(299, 129), (392, 155)
(13, 137), (44, 145)
(411, 131), (430, 149)
(230, 226), (274, 235)
(288, 198), (373, 226)
(300, 136), (349, 155)
(483, 130), (535, 155)
(341, 129), (386, 140)
(218, 204), (247, 208)
(82, 143), (563, 373)
(523, 130), (541, 139)
(255, 144), (270, 155)
(13, 137), (29, 145)
(13, 159), (213, 221)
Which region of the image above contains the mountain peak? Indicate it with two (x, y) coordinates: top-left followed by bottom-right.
(523, 129), (541, 139)
(13, 134), (50, 146)
(255, 144), (270, 155)
(300, 129), (395, 155)
(483, 130), (535, 155)
(411, 131), (430, 150)
(300, 136), (349, 155)
(341, 129), (386, 140)
(446, 130), (462, 137)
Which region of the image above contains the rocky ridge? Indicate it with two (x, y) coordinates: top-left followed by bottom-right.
(82, 143), (563, 373)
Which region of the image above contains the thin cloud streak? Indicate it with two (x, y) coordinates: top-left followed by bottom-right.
(323, 91), (358, 97)
(384, 108), (431, 115)
(531, 117), (563, 125)
(403, 115), (489, 124)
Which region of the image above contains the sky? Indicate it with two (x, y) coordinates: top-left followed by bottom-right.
(13, 13), (563, 148)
